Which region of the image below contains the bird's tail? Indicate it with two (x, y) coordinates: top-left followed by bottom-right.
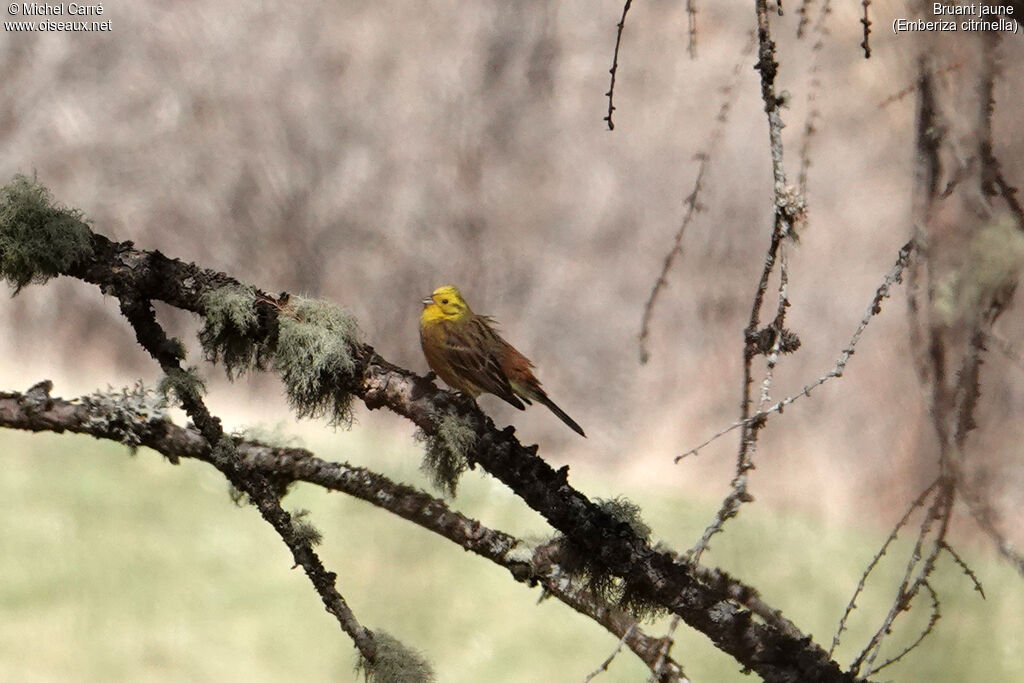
(537, 395), (586, 438)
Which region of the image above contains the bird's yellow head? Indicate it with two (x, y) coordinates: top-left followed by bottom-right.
(421, 285), (472, 323)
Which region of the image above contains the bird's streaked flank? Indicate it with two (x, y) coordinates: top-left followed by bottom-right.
(419, 285), (586, 437)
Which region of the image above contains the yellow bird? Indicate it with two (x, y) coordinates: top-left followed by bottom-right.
(420, 285), (586, 437)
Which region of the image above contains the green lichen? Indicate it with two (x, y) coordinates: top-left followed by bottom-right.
(549, 496), (665, 621)
(274, 296), (362, 427)
(935, 216), (1024, 326)
(597, 496), (652, 542)
(355, 631), (435, 683)
(199, 284), (270, 377)
(0, 174), (94, 293)
(415, 411), (477, 497)
(290, 508), (323, 546)
(157, 366), (207, 406)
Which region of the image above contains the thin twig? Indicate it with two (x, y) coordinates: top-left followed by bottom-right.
(860, 0), (872, 58)
(679, 239), (915, 461)
(757, 250), (790, 410)
(878, 60), (963, 110)
(686, 0), (698, 58)
(639, 33), (756, 363)
(685, 2), (795, 564)
(830, 479), (939, 656)
(649, 616), (680, 683)
(604, 0), (634, 131)
(584, 625), (636, 682)
(852, 482), (954, 676)
(940, 542), (986, 598)
(868, 581), (941, 675)
(957, 474), (1024, 579)
(797, 0), (832, 197)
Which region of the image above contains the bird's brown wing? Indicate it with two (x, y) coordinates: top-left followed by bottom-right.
(441, 317), (526, 410)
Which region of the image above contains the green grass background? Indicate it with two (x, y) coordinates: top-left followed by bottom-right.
(1, 429), (1020, 682)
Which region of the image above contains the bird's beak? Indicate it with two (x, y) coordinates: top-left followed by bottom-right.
(421, 297), (433, 307)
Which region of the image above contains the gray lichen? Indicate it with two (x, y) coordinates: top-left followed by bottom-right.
(355, 631), (435, 683)
(415, 411), (477, 497)
(274, 295), (362, 426)
(0, 174), (94, 292)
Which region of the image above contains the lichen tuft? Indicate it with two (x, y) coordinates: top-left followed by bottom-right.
(157, 366), (207, 405)
(0, 174), (94, 293)
(355, 631), (435, 683)
(415, 411), (477, 497)
(199, 284), (270, 377)
(274, 296), (362, 426)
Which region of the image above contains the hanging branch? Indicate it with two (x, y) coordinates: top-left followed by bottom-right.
(638, 32), (756, 364)
(797, 0), (833, 197)
(604, 0), (635, 131)
(686, 1), (699, 58)
(859, 1), (872, 58)
(687, 1), (802, 563)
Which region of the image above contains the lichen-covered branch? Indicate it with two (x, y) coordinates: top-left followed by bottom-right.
(0, 384), (686, 682)
(0, 177), (859, 681)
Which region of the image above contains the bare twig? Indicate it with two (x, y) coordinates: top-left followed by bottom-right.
(649, 616), (680, 683)
(940, 542), (986, 598)
(860, 1), (872, 58)
(868, 581), (941, 675)
(639, 33), (756, 363)
(878, 60), (963, 109)
(584, 625), (636, 682)
(957, 474), (1024, 578)
(830, 479), (939, 656)
(796, 0), (815, 38)
(679, 239), (915, 461)
(685, 2), (797, 564)
(604, 0), (634, 131)
(798, 0), (832, 197)
(852, 482), (954, 677)
(757, 251), (790, 410)
(686, 0), (698, 59)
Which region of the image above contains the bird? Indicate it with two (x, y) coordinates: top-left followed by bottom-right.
(419, 285), (586, 437)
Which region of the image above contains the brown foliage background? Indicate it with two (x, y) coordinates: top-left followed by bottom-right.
(2, 1), (1023, 532)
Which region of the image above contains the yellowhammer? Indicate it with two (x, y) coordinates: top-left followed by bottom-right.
(420, 285), (586, 437)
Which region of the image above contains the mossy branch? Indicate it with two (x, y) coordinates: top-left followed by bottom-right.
(0, 174), (94, 292)
(0, 175), (859, 683)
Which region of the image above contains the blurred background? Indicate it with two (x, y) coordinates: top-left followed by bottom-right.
(1, 1), (1022, 681)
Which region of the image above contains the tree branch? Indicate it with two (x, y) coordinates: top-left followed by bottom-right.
(0, 384), (687, 682)
(39, 225), (859, 681)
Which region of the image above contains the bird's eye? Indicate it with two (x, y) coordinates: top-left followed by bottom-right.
(441, 298), (449, 304)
